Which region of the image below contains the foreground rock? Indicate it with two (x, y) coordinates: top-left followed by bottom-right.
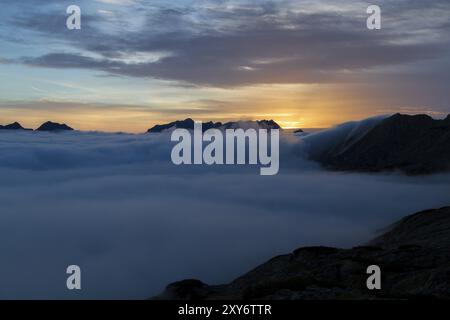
(312, 114), (450, 174)
(147, 119), (281, 133)
(36, 121), (74, 132)
(156, 207), (450, 300)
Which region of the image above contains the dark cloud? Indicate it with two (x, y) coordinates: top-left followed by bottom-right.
(6, 0), (450, 86)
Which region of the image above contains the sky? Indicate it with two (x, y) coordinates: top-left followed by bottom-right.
(0, 0), (449, 132)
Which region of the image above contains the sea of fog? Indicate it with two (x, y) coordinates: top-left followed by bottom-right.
(0, 121), (449, 299)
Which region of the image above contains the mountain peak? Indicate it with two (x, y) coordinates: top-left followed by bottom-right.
(389, 113), (434, 122)
(36, 121), (74, 132)
(0, 122), (30, 130)
(147, 118), (196, 133)
(257, 120), (281, 129)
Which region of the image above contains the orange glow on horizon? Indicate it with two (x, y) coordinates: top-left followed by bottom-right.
(1, 81), (439, 133)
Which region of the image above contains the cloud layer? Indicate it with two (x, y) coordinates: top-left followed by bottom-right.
(0, 126), (449, 299)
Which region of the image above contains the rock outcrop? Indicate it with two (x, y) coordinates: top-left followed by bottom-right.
(156, 207), (450, 300)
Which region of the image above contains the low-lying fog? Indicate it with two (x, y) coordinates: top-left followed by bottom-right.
(0, 121), (448, 299)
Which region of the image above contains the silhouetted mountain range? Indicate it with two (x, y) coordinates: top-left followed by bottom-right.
(155, 206), (450, 300)
(0, 121), (74, 132)
(147, 118), (281, 133)
(311, 113), (450, 174)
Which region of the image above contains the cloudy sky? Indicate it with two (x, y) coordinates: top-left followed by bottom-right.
(0, 0), (449, 132)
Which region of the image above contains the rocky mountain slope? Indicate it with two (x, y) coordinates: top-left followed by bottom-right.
(311, 114), (450, 174)
(156, 207), (450, 300)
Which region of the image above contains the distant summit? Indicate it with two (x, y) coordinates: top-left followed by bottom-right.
(36, 121), (74, 132)
(0, 122), (31, 130)
(147, 119), (281, 133)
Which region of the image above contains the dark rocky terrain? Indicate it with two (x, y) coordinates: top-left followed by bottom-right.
(147, 119), (281, 133)
(312, 113), (450, 174)
(156, 207), (450, 300)
(36, 121), (74, 132)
